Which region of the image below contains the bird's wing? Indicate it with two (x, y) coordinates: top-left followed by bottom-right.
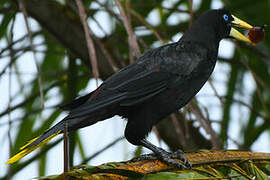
(67, 66), (175, 118)
(60, 93), (93, 110)
(66, 42), (203, 119)
(114, 69), (173, 106)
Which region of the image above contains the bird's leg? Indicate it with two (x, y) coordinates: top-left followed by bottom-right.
(135, 139), (192, 169)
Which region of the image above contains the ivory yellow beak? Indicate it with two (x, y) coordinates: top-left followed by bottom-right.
(229, 15), (254, 45)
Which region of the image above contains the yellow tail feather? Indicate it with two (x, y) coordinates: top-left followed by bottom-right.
(6, 131), (62, 164)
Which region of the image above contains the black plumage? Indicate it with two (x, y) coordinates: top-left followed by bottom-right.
(7, 9), (254, 168)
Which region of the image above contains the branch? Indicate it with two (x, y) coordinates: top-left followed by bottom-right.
(0, 79), (65, 118)
(169, 114), (188, 149)
(188, 0), (194, 26)
(75, 0), (99, 84)
(41, 151), (270, 180)
(130, 9), (165, 43)
(20, 0), (115, 79)
(19, 0), (45, 108)
(115, 0), (141, 61)
(189, 101), (221, 149)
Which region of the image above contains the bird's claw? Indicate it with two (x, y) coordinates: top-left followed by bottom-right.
(158, 152), (188, 169)
(132, 150), (192, 169)
(171, 150), (192, 168)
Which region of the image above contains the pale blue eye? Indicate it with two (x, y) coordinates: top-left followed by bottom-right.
(223, 14), (229, 21)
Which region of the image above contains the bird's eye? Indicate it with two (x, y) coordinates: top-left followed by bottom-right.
(223, 14), (229, 21)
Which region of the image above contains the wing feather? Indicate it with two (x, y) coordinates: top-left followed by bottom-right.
(68, 69), (173, 118)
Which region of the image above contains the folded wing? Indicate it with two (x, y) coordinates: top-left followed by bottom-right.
(67, 66), (174, 118)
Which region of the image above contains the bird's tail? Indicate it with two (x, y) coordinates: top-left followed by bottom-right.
(6, 105), (114, 164)
(6, 120), (65, 164)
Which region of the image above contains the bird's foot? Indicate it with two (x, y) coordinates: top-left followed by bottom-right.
(132, 149), (192, 169)
(131, 153), (157, 161)
(171, 150), (192, 168)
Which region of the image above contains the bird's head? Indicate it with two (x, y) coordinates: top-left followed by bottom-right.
(214, 9), (253, 44)
(182, 9), (254, 45)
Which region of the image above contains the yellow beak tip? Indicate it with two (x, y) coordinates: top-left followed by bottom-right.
(229, 15), (256, 45)
(231, 15), (253, 29)
(229, 28), (252, 45)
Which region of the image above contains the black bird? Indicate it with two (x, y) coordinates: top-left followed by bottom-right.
(7, 9), (254, 168)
